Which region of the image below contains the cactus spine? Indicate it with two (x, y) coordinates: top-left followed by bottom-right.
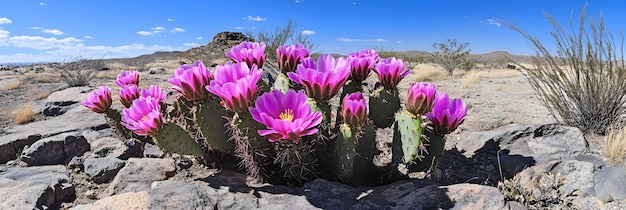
(369, 87), (401, 128)
(335, 123), (376, 185)
(195, 100), (235, 153)
(393, 110), (425, 164)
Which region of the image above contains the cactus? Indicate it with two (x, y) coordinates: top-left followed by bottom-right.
(393, 110), (425, 164)
(104, 109), (134, 139)
(153, 123), (205, 157)
(231, 112), (274, 181)
(369, 87), (401, 128)
(335, 123), (376, 185)
(195, 99), (235, 153)
(409, 131), (445, 172)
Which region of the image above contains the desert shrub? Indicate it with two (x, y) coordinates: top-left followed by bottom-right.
(462, 70), (482, 89)
(56, 56), (98, 87)
(431, 38), (471, 76)
(246, 19), (317, 60)
(14, 103), (34, 124)
(5, 81), (22, 90)
(461, 58), (477, 72)
(498, 172), (572, 209)
(605, 124), (626, 166)
(503, 5), (626, 134)
(126, 59), (151, 72)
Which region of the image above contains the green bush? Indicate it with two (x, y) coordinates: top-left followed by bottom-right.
(431, 38), (471, 76)
(504, 5), (626, 134)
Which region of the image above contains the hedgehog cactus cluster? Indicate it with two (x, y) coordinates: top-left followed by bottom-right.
(83, 41), (467, 185)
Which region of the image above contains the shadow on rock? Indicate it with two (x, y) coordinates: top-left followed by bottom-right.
(434, 139), (536, 186)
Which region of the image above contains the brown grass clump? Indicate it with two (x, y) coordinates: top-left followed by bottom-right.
(14, 103), (35, 124)
(462, 71), (483, 89)
(5, 81), (22, 90)
(413, 68), (441, 82)
(605, 125), (626, 166)
(34, 73), (61, 83)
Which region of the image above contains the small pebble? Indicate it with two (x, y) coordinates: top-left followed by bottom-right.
(85, 190), (98, 199)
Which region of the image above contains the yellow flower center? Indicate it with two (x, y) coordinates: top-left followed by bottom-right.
(141, 115), (149, 121)
(279, 109), (294, 122)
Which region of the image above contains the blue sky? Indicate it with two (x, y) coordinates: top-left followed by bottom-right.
(0, 0), (624, 63)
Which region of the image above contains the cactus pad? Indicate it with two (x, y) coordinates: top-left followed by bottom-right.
(154, 123), (205, 157)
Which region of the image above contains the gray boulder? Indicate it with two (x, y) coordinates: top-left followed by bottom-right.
(20, 132), (90, 166)
(84, 156), (126, 184)
(0, 165), (74, 209)
(102, 158), (176, 196)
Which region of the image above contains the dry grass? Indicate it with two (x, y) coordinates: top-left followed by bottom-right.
(95, 71), (118, 80)
(605, 125), (626, 166)
(461, 69), (520, 89)
(413, 68), (441, 82)
(14, 103), (35, 124)
(34, 73), (61, 83)
(26, 87), (52, 100)
(5, 81), (22, 90)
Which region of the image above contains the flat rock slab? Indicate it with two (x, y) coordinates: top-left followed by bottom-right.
(0, 105), (106, 164)
(0, 165), (74, 209)
(75, 170), (508, 210)
(84, 156), (126, 184)
(102, 158), (176, 196)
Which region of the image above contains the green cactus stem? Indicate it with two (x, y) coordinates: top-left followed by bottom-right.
(195, 99), (235, 154)
(335, 123), (376, 185)
(232, 111), (274, 181)
(409, 131), (445, 172)
(153, 123), (205, 157)
(104, 109), (133, 140)
(392, 110), (425, 164)
(369, 87), (401, 128)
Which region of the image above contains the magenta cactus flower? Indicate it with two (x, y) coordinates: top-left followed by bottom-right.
(249, 90), (323, 143)
(426, 93), (467, 134)
(121, 97), (164, 136)
(407, 82), (437, 115)
(168, 60), (212, 102)
(119, 84), (139, 108)
(140, 85), (167, 103)
(374, 57), (410, 90)
(348, 49), (379, 84)
(276, 44), (310, 73)
(115, 71), (140, 87)
(341, 92), (367, 128)
(206, 62), (262, 113)
(225, 41), (267, 69)
(287, 54), (351, 102)
(83, 86), (112, 114)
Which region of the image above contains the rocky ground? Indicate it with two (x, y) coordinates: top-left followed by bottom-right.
(0, 32), (625, 209)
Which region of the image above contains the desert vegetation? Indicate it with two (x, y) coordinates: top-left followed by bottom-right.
(503, 4), (626, 135)
(431, 38), (471, 76)
(246, 19), (317, 60)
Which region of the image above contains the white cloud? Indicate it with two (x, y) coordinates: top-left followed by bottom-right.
(396, 41), (402, 44)
(137, 31), (152, 36)
(0, 30), (9, 39)
(336, 37), (387, 42)
(197, 36), (203, 40)
(30, 26), (42, 30)
(234, 26), (244, 30)
(251, 26), (256, 29)
(171, 28), (185, 33)
(152, 26), (164, 31)
(9, 35), (83, 50)
(301, 30), (315, 35)
(485, 18), (501, 26)
(39, 2), (46, 6)
(167, 18), (175, 22)
(43, 29), (63, 35)
(244, 16), (266, 21)
(183, 42), (200, 47)
(0, 18), (12, 25)
(84, 35), (92, 39)
(295, 0), (300, 2)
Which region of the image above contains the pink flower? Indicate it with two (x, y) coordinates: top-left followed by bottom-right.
(407, 82), (437, 115)
(83, 86), (112, 113)
(348, 49), (379, 83)
(287, 54), (350, 102)
(121, 97), (164, 136)
(168, 60), (212, 102)
(119, 84), (139, 108)
(141, 85), (167, 103)
(374, 57), (410, 90)
(206, 62), (262, 113)
(276, 44), (310, 73)
(426, 93), (467, 134)
(249, 90), (323, 143)
(115, 71), (140, 87)
(225, 41), (267, 69)
(341, 92), (367, 128)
